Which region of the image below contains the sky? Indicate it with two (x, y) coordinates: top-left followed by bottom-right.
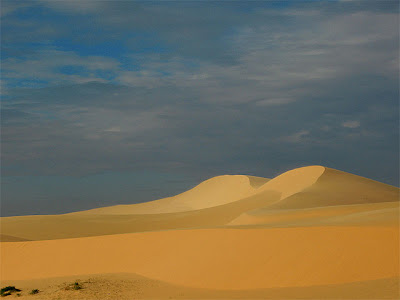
(1, 0), (399, 216)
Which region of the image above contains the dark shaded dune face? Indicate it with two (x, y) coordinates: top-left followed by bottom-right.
(0, 234), (30, 242)
(267, 168), (399, 210)
(247, 176), (270, 188)
(256, 166), (325, 200)
(229, 201), (399, 227)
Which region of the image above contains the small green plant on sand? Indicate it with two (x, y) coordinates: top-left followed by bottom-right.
(30, 289), (40, 295)
(73, 282), (82, 290)
(65, 281), (82, 291)
(0, 286), (21, 297)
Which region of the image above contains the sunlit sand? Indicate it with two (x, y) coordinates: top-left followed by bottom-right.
(1, 166), (398, 299)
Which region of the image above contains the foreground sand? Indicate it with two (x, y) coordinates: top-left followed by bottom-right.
(1, 166), (399, 299)
(2, 274), (399, 299)
(2, 227), (398, 289)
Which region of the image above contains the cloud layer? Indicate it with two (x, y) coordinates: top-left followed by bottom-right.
(1, 0), (398, 215)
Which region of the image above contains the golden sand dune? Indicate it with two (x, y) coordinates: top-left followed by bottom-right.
(0, 189), (280, 241)
(0, 174), (274, 241)
(264, 166), (399, 209)
(2, 166), (397, 240)
(2, 274), (399, 299)
(2, 227), (398, 289)
(1, 165), (399, 299)
(229, 201), (399, 227)
(229, 166), (399, 226)
(0, 234), (30, 242)
(74, 175), (269, 215)
(256, 165), (325, 199)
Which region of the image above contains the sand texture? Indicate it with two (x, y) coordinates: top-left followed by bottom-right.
(1, 166), (399, 299)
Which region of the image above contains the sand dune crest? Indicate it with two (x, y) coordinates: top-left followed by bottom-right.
(266, 166), (399, 209)
(73, 175), (269, 215)
(256, 165), (325, 200)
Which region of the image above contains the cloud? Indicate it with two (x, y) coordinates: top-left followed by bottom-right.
(342, 120), (361, 128)
(0, 1), (31, 16)
(282, 130), (310, 143)
(38, 0), (103, 14)
(2, 78), (397, 183)
(104, 127), (122, 133)
(256, 98), (295, 106)
(1, 1), (399, 191)
(2, 50), (120, 88)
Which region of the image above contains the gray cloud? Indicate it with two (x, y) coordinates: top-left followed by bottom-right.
(2, 75), (398, 184)
(1, 1), (398, 216)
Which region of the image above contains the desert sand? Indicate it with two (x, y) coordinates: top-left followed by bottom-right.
(1, 166), (399, 299)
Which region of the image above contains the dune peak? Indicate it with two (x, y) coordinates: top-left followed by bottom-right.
(257, 165), (326, 200)
(72, 174), (269, 215)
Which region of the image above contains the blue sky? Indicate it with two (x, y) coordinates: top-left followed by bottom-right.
(1, 0), (399, 216)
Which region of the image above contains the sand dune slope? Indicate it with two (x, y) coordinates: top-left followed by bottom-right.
(229, 201), (399, 227)
(0, 175), (275, 241)
(264, 166), (399, 209)
(1, 166), (398, 240)
(255, 165), (326, 200)
(0, 234), (30, 242)
(74, 175), (269, 215)
(2, 274), (398, 299)
(229, 166), (399, 226)
(0, 190), (280, 241)
(1, 227), (398, 290)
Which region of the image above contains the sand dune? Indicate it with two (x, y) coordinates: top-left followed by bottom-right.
(2, 274), (398, 299)
(73, 175), (269, 215)
(229, 201), (399, 227)
(265, 167), (399, 209)
(2, 227), (398, 289)
(229, 166), (399, 226)
(251, 166), (398, 208)
(2, 166), (397, 240)
(0, 234), (30, 242)
(1, 165), (399, 299)
(256, 165), (325, 199)
(0, 189), (280, 241)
